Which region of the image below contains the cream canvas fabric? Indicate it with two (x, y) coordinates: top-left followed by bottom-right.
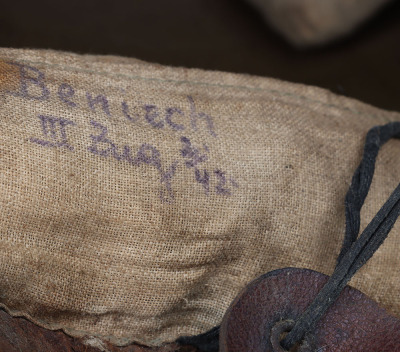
(0, 48), (399, 347)
(247, 0), (393, 47)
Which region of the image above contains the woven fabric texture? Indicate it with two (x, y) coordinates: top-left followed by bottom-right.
(0, 48), (399, 346)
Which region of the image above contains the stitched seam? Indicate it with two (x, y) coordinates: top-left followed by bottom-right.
(0, 56), (396, 344)
(0, 57), (393, 123)
(0, 303), (172, 345)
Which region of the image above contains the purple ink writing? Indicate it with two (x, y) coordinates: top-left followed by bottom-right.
(88, 121), (176, 203)
(180, 136), (210, 194)
(133, 143), (177, 203)
(58, 83), (77, 107)
(195, 169), (210, 194)
(6, 62), (219, 137)
(165, 107), (184, 131)
(179, 136), (237, 195)
(133, 143), (162, 170)
(122, 101), (139, 122)
(86, 92), (111, 116)
(144, 105), (164, 129)
(8, 62), (49, 101)
(30, 115), (75, 150)
(159, 161), (177, 203)
(87, 120), (128, 160)
(214, 170), (231, 195)
(180, 136), (209, 168)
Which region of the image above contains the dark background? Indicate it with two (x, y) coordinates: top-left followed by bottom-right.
(1, 0), (400, 111)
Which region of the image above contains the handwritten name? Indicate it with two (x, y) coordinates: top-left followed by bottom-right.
(6, 62), (217, 137)
(5, 61), (238, 203)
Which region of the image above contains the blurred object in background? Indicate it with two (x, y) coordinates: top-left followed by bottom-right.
(247, 0), (394, 47)
(1, 0), (399, 112)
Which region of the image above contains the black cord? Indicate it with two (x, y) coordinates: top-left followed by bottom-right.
(177, 122), (400, 352)
(282, 121), (400, 349)
(338, 123), (400, 264)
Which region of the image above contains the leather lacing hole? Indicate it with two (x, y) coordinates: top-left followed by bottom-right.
(270, 320), (313, 352)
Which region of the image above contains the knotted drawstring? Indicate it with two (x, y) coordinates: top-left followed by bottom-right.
(281, 121), (400, 349)
(177, 121), (400, 352)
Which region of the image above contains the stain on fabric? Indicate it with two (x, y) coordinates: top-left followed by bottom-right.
(0, 60), (19, 93)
